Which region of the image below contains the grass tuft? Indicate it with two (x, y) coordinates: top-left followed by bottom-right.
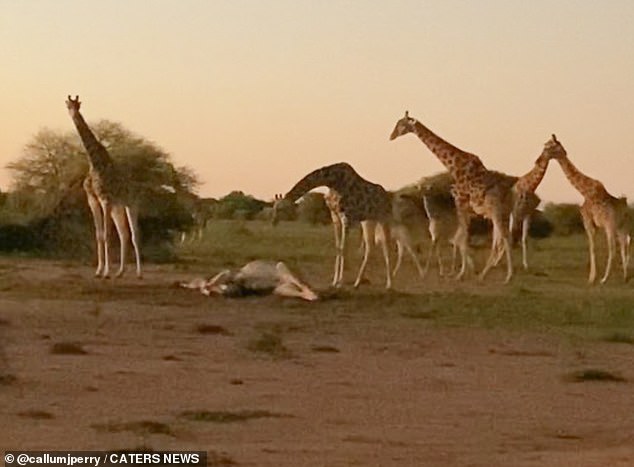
(602, 332), (634, 344)
(50, 342), (88, 355)
(92, 420), (173, 436)
(247, 332), (290, 358)
(196, 324), (232, 336)
(565, 369), (627, 383)
(180, 409), (287, 423)
(18, 410), (54, 419)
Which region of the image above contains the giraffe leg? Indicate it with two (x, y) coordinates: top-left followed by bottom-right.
(454, 218), (472, 280)
(125, 206), (143, 278)
(274, 282), (319, 301)
(617, 232), (629, 282)
(376, 223), (392, 289)
(99, 201), (112, 278)
(600, 227), (616, 284)
(86, 191), (105, 277)
(331, 215), (342, 286)
(422, 237), (435, 277)
(353, 221), (374, 288)
(480, 215), (513, 283)
(581, 211), (597, 284)
(274, 262), (318, 301)
(404, 239), (425, 280)
(335, 220), (348, 287)
(521, 216), (530, 270)
(392, 240), (404, 278)
(111, 205), (130, 278)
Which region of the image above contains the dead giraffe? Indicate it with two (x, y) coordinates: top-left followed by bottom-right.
(272, 162), (393, 289)
(390, 111), (515, 283)
(66, 96), (142, 278)
(543, 135), (631, 283)
(179, 260), (319, 301)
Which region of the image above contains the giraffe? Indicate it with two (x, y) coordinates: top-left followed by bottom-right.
(324, 188), (426, 280)
(180, 196), (215, 244)
(179, 260), (319, 301)
(416, 179), (459, 277)
(542, 135), (630, 283)
(65, 96), (142, 278)
(272, 162), (393, 289)
(390, 111), (515, 283)
(504, 152), (553, 270)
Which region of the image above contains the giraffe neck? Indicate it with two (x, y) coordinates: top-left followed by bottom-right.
(285, 163), (353, 202)
(411, 120), (485, 176)
(70, 111), (113, 172)
(556, 156), (602, 199)
(517, 154), (550, 193)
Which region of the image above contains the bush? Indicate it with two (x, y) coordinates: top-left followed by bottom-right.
(297, 193), (330, 225)
(213, 191), (267, 220)
(543, 203), (584, 236)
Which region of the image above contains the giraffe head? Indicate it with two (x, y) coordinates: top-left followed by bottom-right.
(389, 111), (417, 140)
(65, 95), (81, 117)
(271, 193), (293, 226)
(541, 134), (567, 160)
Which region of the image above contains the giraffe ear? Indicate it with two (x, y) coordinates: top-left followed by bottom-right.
(405, 110), (409, 119)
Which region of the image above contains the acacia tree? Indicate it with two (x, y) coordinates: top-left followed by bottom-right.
(3, 121), (200, 257)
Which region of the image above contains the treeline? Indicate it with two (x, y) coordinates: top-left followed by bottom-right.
(0, 123), (632, 259)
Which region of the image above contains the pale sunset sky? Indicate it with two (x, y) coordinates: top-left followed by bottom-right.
(1, 0), (633, 203)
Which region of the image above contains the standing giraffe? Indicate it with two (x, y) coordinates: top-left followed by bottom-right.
(390, 111), (515, 283)
(324, 188), (426, 280)
(65, 96), (142, 278)
(542, 135), (630, 283)
(506, 152), (553, 270)
(272, 162), (393, 289)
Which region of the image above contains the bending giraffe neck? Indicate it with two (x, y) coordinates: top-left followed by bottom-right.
(556, 156), (604, 199)
(411, 120), (485, 175)
(517, 154), (550, 193)
(285, 163), (354, 202)
(70, 111), (113, 172)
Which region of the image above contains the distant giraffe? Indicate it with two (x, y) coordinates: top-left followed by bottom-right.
(543, 135), (630, 283)
(506, 152), (553, 270)
(417, 180), (459, 277)
(65, 96), (142, 278)
(390, 111), (515, 283)
(272, 162), (393, 289)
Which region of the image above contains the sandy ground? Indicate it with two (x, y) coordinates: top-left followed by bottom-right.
(1, 259), (633, 466)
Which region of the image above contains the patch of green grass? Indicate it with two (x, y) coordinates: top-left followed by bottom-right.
(196, 324), (232, 336)
(92, 420), (173, 436)
(565, 369), (627, 383)
(180, 409), (288, 423)
(18, 410), (54, 419)
(50, 342), (88, 355)
(602, 332), (634, 344)
(247, 332), (290, 358)
(0, 373), (17, 386)
(311, 345), (340, 353)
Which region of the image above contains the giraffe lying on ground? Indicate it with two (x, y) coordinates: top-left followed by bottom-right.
(272, 162), (393, 289)
(66, 96), (142, 278)
(542, 135), (631, 283)
(179, 260), (318, 301)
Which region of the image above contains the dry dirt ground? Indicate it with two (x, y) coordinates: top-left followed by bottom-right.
(1, 259), (633, 466)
